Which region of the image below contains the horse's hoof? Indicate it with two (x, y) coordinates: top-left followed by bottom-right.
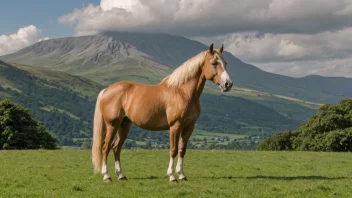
(103, 178), (112, 183)
(169, 178), (178, 183)
(118, 176), (128, 181)
(180, 177), (188, 181)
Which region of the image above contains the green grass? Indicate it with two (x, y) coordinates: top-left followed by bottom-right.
(0, 150), (351, 198)
(191, 129), (247, 140)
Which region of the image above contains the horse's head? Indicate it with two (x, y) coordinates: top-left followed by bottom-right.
(203, 43), (233, 92)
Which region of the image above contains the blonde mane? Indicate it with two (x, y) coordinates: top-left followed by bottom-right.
(165, 51), (206, 87)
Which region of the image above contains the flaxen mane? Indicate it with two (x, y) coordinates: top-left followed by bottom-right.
(165, 51), (206, 87)
(164, 50), (226, 87)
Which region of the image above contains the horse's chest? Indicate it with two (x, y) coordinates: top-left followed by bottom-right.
(166, 98), (201, 126)
(180, 101), (200, 122)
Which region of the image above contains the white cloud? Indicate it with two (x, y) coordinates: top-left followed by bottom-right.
(255, 58), (352, 78)
(100, 0), (139, 11)
(0, 25), (48, 56)
(194, 27), (352, 77)
(216, 27), (352, 77)
(56, 0), (352, 77)
(222, 28), (352, 62)
(58, 0), (352, 36)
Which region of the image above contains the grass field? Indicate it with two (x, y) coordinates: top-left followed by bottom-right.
(191, 130), (247, 140)
(0, 150), (351, 198)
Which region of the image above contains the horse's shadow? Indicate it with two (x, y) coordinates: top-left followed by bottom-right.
(201, 175), (347, 181)
(131, 175), (347, 181)
(132, 176), (160, 180)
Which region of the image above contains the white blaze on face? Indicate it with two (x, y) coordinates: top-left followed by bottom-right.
(217, 59), (231, 89)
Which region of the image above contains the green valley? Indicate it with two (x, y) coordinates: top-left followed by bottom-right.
(0, 60), (318, 148)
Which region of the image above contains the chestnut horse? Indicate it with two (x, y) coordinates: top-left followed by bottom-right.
(92, 43), (233, 182)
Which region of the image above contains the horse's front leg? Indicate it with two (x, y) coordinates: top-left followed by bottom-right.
(176, 125), (194, 181)
(167, 123), (182, 182)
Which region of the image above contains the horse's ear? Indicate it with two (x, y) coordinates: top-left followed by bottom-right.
(219, 44), (224, 53)
(208, 43), (214, 54)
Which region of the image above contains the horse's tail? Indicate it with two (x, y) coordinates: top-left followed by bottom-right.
(92, 89), (106, 173)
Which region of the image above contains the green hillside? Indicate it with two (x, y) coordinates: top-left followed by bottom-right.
(0, 60), (103, 145)
(0, 61), (318, 147)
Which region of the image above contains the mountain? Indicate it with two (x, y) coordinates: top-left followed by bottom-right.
(0, 33), (172, 85)
(2, 32), (352, 104)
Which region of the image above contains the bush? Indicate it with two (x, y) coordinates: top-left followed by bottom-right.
(0, 99), (57, 149)
(322, 128), (352, 152)
(257, 130), (298, 151)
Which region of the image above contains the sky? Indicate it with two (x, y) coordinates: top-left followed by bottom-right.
(1, 0), (352, 78)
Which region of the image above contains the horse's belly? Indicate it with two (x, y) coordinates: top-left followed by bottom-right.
(136, 122), (169, 131)
(129, 112), (169, 131)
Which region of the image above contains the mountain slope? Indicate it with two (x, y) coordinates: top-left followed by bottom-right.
(99, 32), (352, 104)
(2, 32), (352, 103)
(0, 34), (172, 85)
(0, 60), (104, 145)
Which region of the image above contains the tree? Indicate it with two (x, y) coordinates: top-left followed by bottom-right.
(258, 99), (352, 152)
(0, 99), (57, 149)
(257, 130), (298, 151)
(81, 139), (91, 149)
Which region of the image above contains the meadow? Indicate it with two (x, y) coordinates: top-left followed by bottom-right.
(0, 150), (351, 198)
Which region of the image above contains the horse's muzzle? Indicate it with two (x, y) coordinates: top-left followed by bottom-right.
(220, 80), (233, 92)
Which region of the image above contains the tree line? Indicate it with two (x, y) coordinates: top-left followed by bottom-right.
(258, 99), (352, 151)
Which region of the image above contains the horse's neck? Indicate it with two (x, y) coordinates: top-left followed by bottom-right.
(180, 71), (206, 101)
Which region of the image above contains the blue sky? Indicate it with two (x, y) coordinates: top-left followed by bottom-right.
(1, 0), (352, 77)
(0, 0), (99, 38)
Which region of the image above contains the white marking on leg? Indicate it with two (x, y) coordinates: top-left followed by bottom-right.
(115, 160), (125, 179)
(176, 157), (185, 179)
(102, 162), (110, 180)
(167, 157), (176, 181)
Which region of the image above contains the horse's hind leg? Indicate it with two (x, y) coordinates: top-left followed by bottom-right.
(112, 117), (131, 180)
(101, 122), (119, 182)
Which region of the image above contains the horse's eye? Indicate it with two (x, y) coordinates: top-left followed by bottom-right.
(210, 58), (217, 65)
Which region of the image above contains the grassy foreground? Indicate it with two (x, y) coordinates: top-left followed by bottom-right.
(0, 150), (351, 198)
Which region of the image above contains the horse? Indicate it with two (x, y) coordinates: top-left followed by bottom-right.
(92, 43), (233, 182)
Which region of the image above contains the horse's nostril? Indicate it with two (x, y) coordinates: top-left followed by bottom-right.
(225, 82), (229, 88)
